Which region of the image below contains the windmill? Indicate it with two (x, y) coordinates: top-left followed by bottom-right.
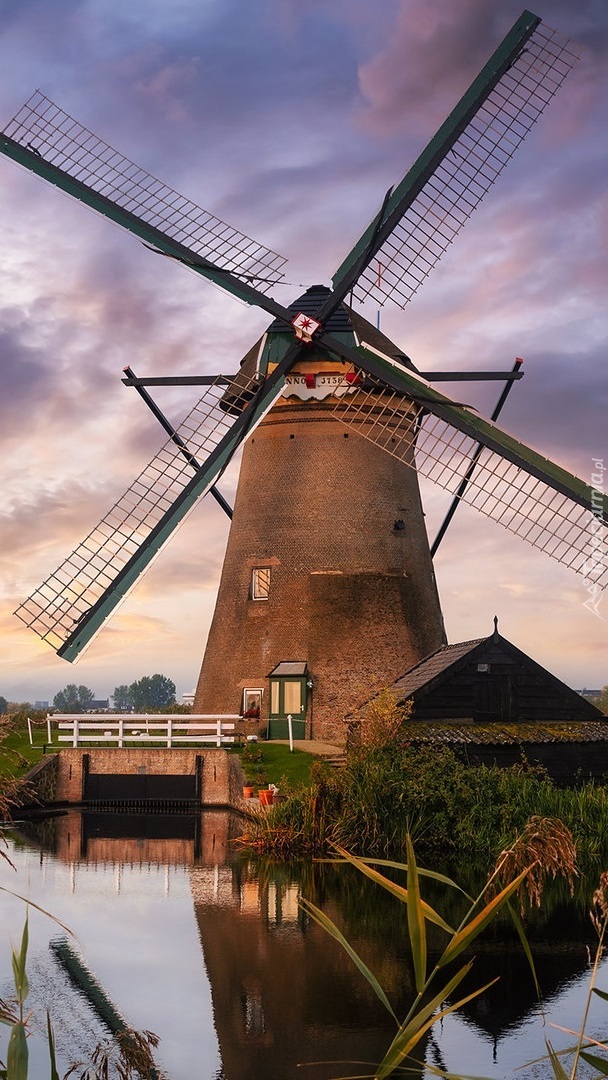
(1, 11), (606, 743)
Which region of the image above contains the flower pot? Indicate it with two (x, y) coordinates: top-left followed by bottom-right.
(258, 789), (274, 806)
(243, 785), (254, 799)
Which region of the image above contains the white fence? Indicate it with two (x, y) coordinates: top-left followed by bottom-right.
(38, 713), (242, 749)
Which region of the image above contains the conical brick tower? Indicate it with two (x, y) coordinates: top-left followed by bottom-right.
(194, 287), (444, 745)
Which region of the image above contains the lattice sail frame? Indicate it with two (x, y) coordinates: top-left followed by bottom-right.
(331, 372), (608, 590)
(14, 372), (265, 652)
(350, 21), (578, 309)
(3, 91), (287, 291)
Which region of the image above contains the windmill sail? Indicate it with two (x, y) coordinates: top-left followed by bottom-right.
(14, 370), (285, 660)
(1, 91), (288, 307)
(329, 347), (608, 588)
(331, 13), (578, 310)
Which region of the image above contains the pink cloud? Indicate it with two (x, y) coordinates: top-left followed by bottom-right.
(356, 0), (504, 138)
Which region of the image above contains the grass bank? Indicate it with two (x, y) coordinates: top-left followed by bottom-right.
(0, 712), (48, 780)
(240, 743), (608, 865)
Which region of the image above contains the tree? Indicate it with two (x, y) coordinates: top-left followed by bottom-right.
(128, 674), (176, 711)
(53, 684), (95, 714)
(112, 684), (132, 712)
(0, 696), (7, 716)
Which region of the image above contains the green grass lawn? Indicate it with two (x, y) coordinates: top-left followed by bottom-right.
(0, 725), (46, 779)
(237, 742), (316, 791)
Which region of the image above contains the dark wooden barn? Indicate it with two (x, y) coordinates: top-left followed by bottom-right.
(352, 619), (607, 781)
(390, 618), (602, 724)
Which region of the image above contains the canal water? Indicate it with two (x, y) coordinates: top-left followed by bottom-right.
(1, 810), (607, 1079)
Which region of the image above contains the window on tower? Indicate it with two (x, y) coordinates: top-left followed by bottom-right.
(251, 567), (271, 600)
(242, 688), (263, 719)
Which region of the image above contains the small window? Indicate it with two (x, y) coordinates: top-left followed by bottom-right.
(284, 680), (302, 714)
(242, 688), (263, 719)
(270, 680), (280, 714)
(251, 567), (270, 600)
(477, 663), (490, 673)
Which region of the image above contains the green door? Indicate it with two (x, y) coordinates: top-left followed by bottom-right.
(268, 676), (307, 739)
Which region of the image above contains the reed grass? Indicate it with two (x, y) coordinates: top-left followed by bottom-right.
(240, 743), (608, 866)
(304, 825), (608, 1079)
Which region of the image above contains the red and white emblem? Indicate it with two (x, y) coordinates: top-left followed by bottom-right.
(291, 312), (322, 342)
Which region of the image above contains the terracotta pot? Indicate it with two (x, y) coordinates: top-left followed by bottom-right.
(258, 789), (274, 806)
(243, 786), (254, 799)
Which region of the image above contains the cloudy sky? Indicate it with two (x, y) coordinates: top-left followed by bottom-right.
(0, 0), (606, 706)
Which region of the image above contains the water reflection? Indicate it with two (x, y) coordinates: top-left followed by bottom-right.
(419, 870), (605, 1078)
(2, 811), (606, 1079)
(2, 811), (415, 1079)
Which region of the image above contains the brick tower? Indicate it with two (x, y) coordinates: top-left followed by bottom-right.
(193, 287), (444, 745)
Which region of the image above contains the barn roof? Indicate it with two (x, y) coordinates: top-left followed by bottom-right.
(400, 720), (608, 745)
(391, 638), (485, 698)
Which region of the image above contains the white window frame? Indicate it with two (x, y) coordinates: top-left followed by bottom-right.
(242, 688), (263, 718)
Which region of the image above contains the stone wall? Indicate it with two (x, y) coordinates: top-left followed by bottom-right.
(18, 755), (59, 809)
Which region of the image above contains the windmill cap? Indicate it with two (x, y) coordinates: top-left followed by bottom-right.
(266, 284), (354, 336)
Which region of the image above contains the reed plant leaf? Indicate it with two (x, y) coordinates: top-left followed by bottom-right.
(549, 1021), (608, 1078)
(47, 1011), (60, 1080)
(376, 968), (497, 1078)
(505, 900), (540, 999)
(579, 1049), (608, 1074)
(405, 837), (426, 993)
(327, 857), (474, 902)
(593, 987), (608, 1002)
(0, 1001), (19, 1027)
(422, 1064), (497, 1080)
(0, 887), (73, 938)
(331, 845), (453, 934)
(545, 1039), (570, 1079)
(10, 919), (28, 1004)
(522, 1037), (581, 1071)
(300, 898), (398, 1023)
(6, 1021), (28, 1080)
(439, 868), (529, 967)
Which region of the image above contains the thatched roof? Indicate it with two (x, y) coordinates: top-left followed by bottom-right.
(400, 720), (608, 745)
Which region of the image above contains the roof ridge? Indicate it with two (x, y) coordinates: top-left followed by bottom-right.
(389, 636), (491, 700)
(442, 637), (486, 650)
(399, 636), (485, 676)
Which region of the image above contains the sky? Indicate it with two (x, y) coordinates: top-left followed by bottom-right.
(0, 0), (606, 706)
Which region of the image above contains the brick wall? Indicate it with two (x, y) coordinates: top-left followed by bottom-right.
(53, 749), (237, 806)
(194, 397), (444, 744)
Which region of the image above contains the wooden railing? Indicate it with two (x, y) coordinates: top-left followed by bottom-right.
(47, 713), (241, 748)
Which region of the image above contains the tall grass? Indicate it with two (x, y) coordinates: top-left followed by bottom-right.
(240, 743), (608, 865)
